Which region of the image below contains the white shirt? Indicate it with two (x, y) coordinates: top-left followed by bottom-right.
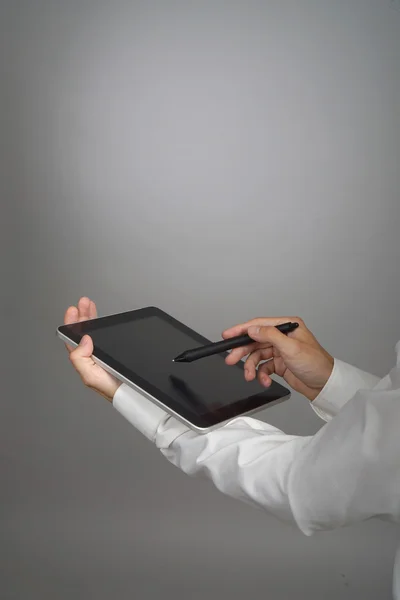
(113, 343), (400, 598)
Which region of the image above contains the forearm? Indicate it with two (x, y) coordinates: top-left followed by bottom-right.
(158, 415), (310, 522)
(113, 372), (400, 534)
(113, 384), (309, 524)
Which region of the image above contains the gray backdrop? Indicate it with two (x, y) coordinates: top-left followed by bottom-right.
(2, 1), (400, 598)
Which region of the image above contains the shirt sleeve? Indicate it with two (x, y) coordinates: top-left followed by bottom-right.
(310, 358), (381, 422)
(113, 350), (400, 535)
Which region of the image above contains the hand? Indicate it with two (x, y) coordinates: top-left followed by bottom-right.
(64, 297), (121, 402)
(222, 317), (334, 401)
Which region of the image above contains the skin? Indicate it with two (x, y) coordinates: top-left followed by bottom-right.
(222, 317), (334, 400)
(65, 298), (334, 404)
(65, 298), (120, 402)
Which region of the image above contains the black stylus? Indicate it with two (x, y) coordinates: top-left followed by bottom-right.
(173, 321), (299, 363)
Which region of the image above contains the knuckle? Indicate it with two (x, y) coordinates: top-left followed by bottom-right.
(249, 349), (261, 362)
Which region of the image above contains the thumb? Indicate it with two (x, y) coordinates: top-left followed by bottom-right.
(247, 325), (295, 354)
(72, 335), (94, 359)
(69, 335), (95, 385)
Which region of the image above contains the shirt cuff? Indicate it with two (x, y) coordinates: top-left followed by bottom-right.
(112, 384), (168, 442)
(311, 359), (380, 422)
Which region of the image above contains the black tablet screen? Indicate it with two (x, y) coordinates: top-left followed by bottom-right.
(59, 308), (289, 428)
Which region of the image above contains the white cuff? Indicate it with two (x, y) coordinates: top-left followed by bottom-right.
(112, 384), (168, 442)
(311, 359), (380, 421)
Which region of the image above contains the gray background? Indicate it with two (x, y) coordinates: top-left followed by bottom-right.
(2, 1), (400, 598)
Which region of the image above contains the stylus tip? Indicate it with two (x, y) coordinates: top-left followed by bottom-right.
(173, 355), (186, 363)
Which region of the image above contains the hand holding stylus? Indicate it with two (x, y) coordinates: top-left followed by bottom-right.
(222, 316), (334, 400)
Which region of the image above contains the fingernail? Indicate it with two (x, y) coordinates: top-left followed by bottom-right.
(248, 326), (260, 336)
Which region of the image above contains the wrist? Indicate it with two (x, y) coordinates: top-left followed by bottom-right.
(303, 354), (334, 402)
(110, 381), (122, 402)
(308, 355), (334, 402)
(307, 388), (324, 402)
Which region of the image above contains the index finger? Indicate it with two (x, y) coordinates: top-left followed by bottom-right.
(65, 306), (79, 325)
(222, 317), (295, 339)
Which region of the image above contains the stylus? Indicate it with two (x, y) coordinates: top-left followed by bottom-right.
(173, 322), (299, 363)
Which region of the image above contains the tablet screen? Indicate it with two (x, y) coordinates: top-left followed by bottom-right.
(59, 307), (289, 429)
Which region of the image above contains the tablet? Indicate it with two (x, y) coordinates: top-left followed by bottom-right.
(57, 307), (290, 432)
